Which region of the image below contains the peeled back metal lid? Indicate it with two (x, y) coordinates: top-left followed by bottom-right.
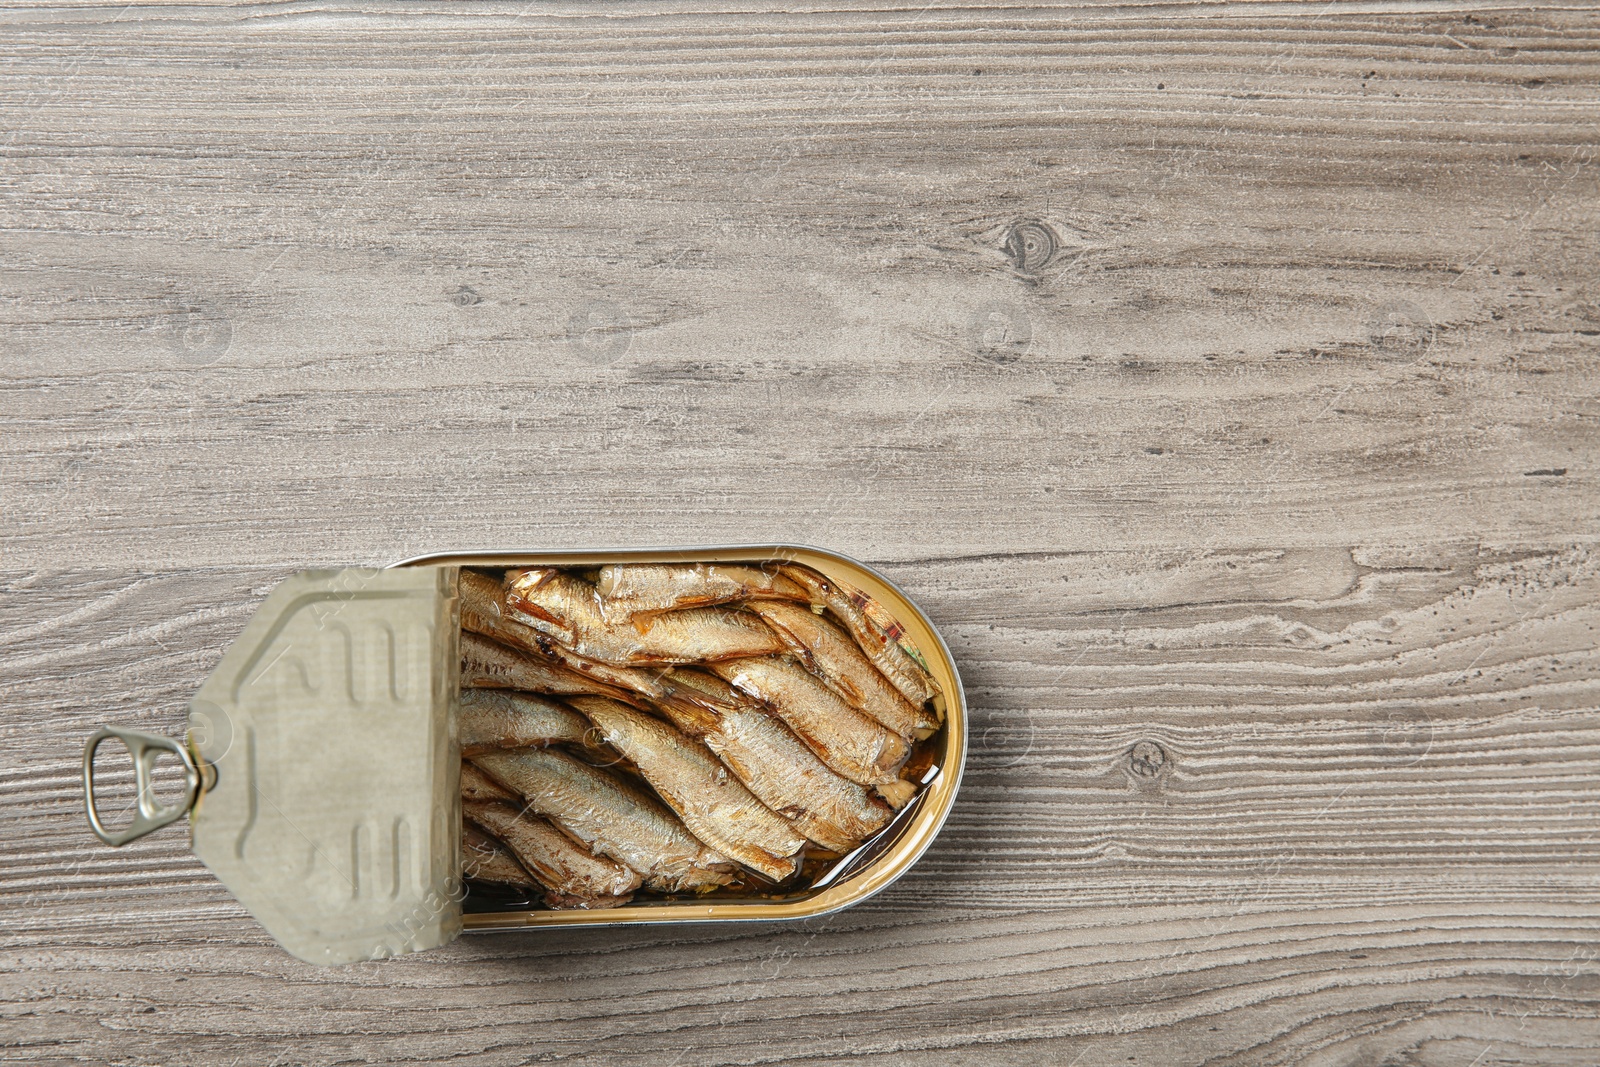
(88, 567), (463, 966)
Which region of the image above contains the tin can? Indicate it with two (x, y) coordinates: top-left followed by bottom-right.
(81, 545), (966, 965)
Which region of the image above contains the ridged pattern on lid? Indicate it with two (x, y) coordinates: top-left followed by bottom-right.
(189, 567), (459, 966)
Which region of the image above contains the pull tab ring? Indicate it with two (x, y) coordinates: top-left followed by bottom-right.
(83, 726), (202, 846)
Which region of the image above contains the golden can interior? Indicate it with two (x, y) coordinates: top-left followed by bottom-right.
(424, 549), (963, 926)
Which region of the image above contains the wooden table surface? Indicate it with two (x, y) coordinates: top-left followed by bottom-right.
(4, 1), (1599, 1063)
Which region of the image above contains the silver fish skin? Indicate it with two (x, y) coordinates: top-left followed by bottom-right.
(494, 567), (585, 646)
(461, 760), (518, 803)
(462, 822), (538, 889)
(655, 666), (768, 717)
(531, 638), (683, 704)
(460, 689), (592, 755)
(650, 684), (891, 852)
(711, 657), (911, 787)
(461, 574), (644, 704)
(612, 605), (786, 664)
(751, 600), (938, 740)
(460, 631), (600, 695)
(782, 565), (940, 707)
(471, 747), (735, 892)
(463, 799), (641, 906)
(568, 695), (805, 882)
(595, 563), (808, 616)
(460, 569), (567, 649)
(506, 568), (784, 665)
(535, 644), (767, 727)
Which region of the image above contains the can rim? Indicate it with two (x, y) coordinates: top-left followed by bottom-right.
(392, 542), (968, 930)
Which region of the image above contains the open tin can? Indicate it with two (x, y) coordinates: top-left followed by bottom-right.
(81, 546), (966, 965)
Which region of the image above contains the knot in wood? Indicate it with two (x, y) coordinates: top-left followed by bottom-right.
(1129, 740), (1167, 778)
(1004, 220), (1059, 274)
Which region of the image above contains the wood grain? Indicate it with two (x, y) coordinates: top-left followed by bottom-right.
(2, 0), (1599, 1063)
(2, 1), (1598, 567)
(5, 545), (1600, 1064)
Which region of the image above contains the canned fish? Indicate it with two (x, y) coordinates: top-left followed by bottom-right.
(81, 546), (966, 965)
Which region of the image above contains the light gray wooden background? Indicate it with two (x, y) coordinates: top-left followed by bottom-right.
(3, 1), (1599, 1063)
